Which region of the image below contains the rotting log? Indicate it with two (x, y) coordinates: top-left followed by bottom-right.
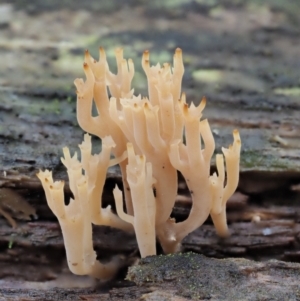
(1, 253), (300, 301)
(1, 0), (300, 300)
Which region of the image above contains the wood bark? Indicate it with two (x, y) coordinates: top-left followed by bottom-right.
(1, 0), (300, 299)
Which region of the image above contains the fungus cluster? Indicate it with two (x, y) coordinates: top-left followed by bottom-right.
(37, 47), (241, 280)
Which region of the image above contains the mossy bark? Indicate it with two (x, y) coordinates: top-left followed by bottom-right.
(1, 0), (300, 299)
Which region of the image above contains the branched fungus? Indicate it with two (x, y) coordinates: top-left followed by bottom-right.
(38, 47), (241, 279)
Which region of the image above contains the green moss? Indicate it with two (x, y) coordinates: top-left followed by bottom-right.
(273, 87), (300, 97)
(127, 253), (300, 300)
(240, 149), (299, 171)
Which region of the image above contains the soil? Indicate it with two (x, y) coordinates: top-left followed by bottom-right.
(0, 0), (300, 300)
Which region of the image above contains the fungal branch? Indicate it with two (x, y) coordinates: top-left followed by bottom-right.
(37, 47), (241, 279)
(37, 135), (131, 279)
(210, 130), (241, 237)
(114, 143), (156, 258)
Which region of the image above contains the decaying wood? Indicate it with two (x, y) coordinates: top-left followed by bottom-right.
(1, 253), (300, 301)
(127, 253), (300, 301)
(1, 0), (300, 300)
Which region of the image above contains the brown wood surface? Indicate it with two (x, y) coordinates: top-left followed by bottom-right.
(0, 0), (300, 300)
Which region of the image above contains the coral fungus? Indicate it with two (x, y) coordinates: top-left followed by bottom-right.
(38, 47), (241, 279)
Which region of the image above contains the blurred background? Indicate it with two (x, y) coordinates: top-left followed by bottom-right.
(1, 0), (300, 98)
(1, 0), (300, 170)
